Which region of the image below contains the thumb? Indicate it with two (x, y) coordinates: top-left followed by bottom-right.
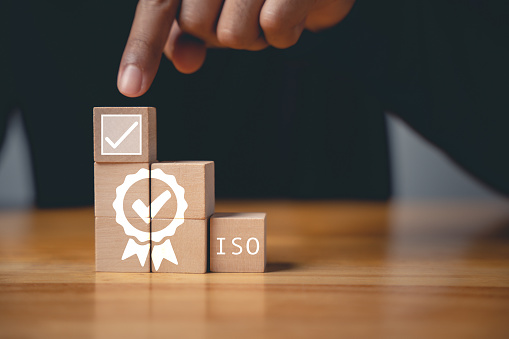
(164, 21), (207, 74)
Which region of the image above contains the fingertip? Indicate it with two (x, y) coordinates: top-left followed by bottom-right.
(118, 64), (145, 97)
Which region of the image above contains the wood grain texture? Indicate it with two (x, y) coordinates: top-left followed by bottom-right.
(1, 201), (509, 339)
(93, 107), (157, 163)
(151, 161), (214, 219)
(210, 213), (266, 273)
(96, 217), (150, 272)
(94, 162), (150, 218)
(151, 218), (208, 273)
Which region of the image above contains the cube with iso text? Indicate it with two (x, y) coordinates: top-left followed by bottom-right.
(210, 213), (266, 273)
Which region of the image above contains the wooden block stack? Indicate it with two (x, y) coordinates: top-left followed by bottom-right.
(94, 107), (266, 273)
(94, 107), (156, 272)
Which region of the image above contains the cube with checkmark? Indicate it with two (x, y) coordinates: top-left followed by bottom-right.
(93, 107), (157, 163)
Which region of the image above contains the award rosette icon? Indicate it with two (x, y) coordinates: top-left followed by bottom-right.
(113, 168), (188, 271)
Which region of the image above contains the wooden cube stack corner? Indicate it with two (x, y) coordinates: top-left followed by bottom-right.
(93, 107), (266, 274)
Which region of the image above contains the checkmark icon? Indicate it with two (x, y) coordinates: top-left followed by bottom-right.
(105, 121), (139, 149)
(132, 190), (172, 224)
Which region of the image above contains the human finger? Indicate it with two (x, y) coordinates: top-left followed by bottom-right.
(260, 0), (315, 49)
(177, 0), (223, 46)
(216, 0), (268, 50)
(164, 20), (207, 74)
(118, 0), (180, 97)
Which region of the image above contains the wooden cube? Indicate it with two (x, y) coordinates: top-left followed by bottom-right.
(151, 161), (214, 220)
(96, 217), (150, 272)
(93, 107), (156, 163)
(210, 213), (266, 273)
(94, 163), (150, 219)
(151, 219), (208, 273)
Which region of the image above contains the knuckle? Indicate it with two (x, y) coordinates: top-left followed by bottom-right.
(126, 38), (151, 62)
(259, 11), (283, 36)
(125, 36), (158, 63)
(178, 14), (214, 39)
(128, 36), (151, 51)
(217, 28), (251, 49)
(260, 13), (298, 49)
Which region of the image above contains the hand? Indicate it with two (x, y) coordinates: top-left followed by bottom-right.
(117, 0), (356, 97)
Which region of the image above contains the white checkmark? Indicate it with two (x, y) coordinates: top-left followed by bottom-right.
(132, 190), (172, 223)
(105, 121), (139, 149)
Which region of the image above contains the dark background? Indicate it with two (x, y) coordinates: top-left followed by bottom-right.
(1, 0), (508, 207)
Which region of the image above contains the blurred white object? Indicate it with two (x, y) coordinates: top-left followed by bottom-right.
(0, 109), (35, 207)
(386, 112), (506, 201)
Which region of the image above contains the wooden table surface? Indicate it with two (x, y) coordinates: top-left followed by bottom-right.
(1, 200), (509, 338)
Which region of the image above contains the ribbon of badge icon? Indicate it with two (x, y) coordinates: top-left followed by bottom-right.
(112, 168), (188, 271)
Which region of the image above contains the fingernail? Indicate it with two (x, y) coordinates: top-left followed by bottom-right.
(118, 64), (142, 96)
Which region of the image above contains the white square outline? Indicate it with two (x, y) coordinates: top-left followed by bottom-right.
(101, 114), (143, 155)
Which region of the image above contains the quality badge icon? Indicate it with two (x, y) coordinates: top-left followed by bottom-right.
(112, 168), (188, 271)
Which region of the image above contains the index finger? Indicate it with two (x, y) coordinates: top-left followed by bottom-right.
(118, 0), (180, 97)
